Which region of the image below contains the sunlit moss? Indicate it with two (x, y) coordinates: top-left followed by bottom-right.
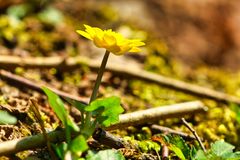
(15, 67), (25, 75)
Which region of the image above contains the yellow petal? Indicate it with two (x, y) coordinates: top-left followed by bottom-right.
(77, 25), (145, 55)
(131, 40), (145, 47)
(119, 44), (131, 53)
(103, 34), (116, 46)
(84, 24), (91, 29)
(76, 30), (92, 40)
(117, 39), (129, 46)
(105, 29), (113, 33)
(129, 47), (141, 53)
(84, 24), (96, 36)
(93, 35), (105, 48)
(107, 45), (121, 54)
(93, 27), (104, 35)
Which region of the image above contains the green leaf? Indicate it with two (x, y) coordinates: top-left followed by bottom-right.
(86, 96), (124, 127)
(53, 142), (68, 159)
(169, 144), (186, 160)
(67, 118), (80, 132)
(190, 145), (197, 159)
(211, 140), (235, 157)
(194, 150), (207, 160)
(194, 140), (240, 160)
(64, 97), (87, 113)
(42, 87), (79, 137)
(69, 135), (88, 156)
(169, 135), (190, 159)
(86, 149), (125, 160)
(0, 110), (17, 125)
(230, 103), (240, 124)
(42, 87), (68, 125)
(221, 151), (240, 160)
(80, 123), (96, 139)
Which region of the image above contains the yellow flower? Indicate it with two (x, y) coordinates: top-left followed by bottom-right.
(76, 24), (145, 55)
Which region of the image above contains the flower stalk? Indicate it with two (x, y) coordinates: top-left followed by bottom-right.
(83, 50), (110, 138)
(89, 50), (110, 103)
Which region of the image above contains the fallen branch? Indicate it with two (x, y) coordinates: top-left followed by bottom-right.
(181, 118), (206, 152)
(0, 129), (66, 156)
(150, 124), (196, 140)
(0, 101), (207, 155)
(92, 128), (126, 149)
(107, 101), (207, 130)
(0, 55), (90, 70)
(0, 55), (240, 104)
(0, 70), (88, 105)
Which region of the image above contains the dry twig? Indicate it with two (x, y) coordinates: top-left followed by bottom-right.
(162, 145), (169, 160)
(150, 124), (196, 140)
(0, 55), (240, 104)
(0, 69), (88, 104)
(108, 101), (207, 130)
(181, 118), (206, 152)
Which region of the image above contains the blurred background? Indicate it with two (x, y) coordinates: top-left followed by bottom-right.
(1, 0), (240, 70)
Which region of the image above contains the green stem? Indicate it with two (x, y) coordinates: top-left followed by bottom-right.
(89, 50), (110, 103)
(83, 50), (110, 137)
